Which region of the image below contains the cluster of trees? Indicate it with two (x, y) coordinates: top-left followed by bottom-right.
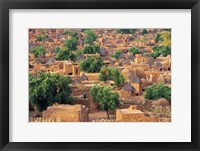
(82, 44), (100, 54)
(80, 56), (103, 73)
(151, 31), (171, 58)
(150, 45), (171, 59)
(83, 29), (97, 44)
(29, 72), (73, 111)
(112, 50), (122, 59)
(90, 85), (120, 119)
(99, 66), (125, 86)
(31, 46), (46, 58)
(144, 83), (171, 101)
(55, 47), (76, 61)
(155, 31), (171, 47)
(116, 29), (136, 34)
(55, 31), (78, 61)
(81, 30), (100, 54)
(36, 34), (48, 42)
(128, 46), (140, 55)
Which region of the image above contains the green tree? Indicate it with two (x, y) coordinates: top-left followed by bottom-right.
(142, 29), (148, 35)
(128, 46), (140, 54)
(75, 49), (83, 57)
(90, 85), (120, 119)
(112, 50), (122, 59)
(64, 38), (78, 51)
(116, 29), (136, 34)
(99, 67), (125, 86)
(53, 47), (61, 53)
(155, 31), (171, 47)
(144, 83), (171, 101)
(55, 48), (76, 61)
(80, 56), (103, 73)
(36, 34), (48, 42)
(69, 31), (78, 40)
(84, 29), (97, 44)
(155, 33), (163, 43)
(82, 44), (100, 54)
(29, 72), (73, 111)
(31, 46), (46, 58)
(150, 45), (171, 59)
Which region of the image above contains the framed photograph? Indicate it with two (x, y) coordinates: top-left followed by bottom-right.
(0, 0), (200, 151)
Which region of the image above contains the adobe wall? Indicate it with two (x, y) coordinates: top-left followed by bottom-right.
(85, 73), (100, 81)
(131, 83), (142, 95)
(71, 86), (97, 113)
(42, 104), (89, 122)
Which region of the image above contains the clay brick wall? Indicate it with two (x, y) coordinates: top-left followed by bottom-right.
(71, 86), (97, 113)
(131, 83), (142, 95)
(85, 73), (100, 81)
(42, 104), (89, 122)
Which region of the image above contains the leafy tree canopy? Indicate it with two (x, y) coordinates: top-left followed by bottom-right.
(31, 46), (46, 58)
(144, 83), (171, 101)
(82, 44), (100, 54)
(80, 56), (103, 73)
(69, 31), (78, 40)
(128, 46), (140, 55)
(150, 45), (171, 59)
(99, 66), (125, 86)
(112, 50), (123, 59)
(142, 29), (148, 35)
(116, 29), (136, 34)
(90, 85), (120, 119)
(29, 72), (73, 111)
(36, 34), (48, 42)
(83, 29), (97, 44)
(155, 31), (171, 47)
(64, 38), (78, 51)
(55, 48), (76, 61)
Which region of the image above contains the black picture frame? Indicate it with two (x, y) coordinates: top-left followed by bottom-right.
(0, 0), (200, 151)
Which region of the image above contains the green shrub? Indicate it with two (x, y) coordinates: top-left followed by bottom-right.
(145, 83), (171, 101)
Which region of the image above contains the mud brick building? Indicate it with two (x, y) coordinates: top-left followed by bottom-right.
(42, 104), (89, 122)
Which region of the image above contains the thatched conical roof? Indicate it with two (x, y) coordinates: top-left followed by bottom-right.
(122, 83), (135, 91)
(129, 74), (141, 83)
(118, 53), (126, 59)
(80, 74), (88, 81)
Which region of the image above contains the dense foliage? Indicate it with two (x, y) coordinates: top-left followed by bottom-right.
(83, 29), (97, 44)
(142, 29), (148, 35)
(128, 46), (140, 55)
(55, 31), (78, 61)
(36, 34), (48, 42)
(116, 29), (136, 34)
(64, 38), (78, 51)
(31, 46), (46, 58)
(155, 31), (171, 47)
(150, 45), (171, 59)
(55, 48), (76, 61)
(112, 50), (123, 59)
(29, 72), (73, 111)
(99, 67), (125, 86)
(82, 44), (100, 54)
(144, 83), (171, 101)
(69, 31), (78, 40)
(80, 56), (103, 73)
(90, 85), (120, 119)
